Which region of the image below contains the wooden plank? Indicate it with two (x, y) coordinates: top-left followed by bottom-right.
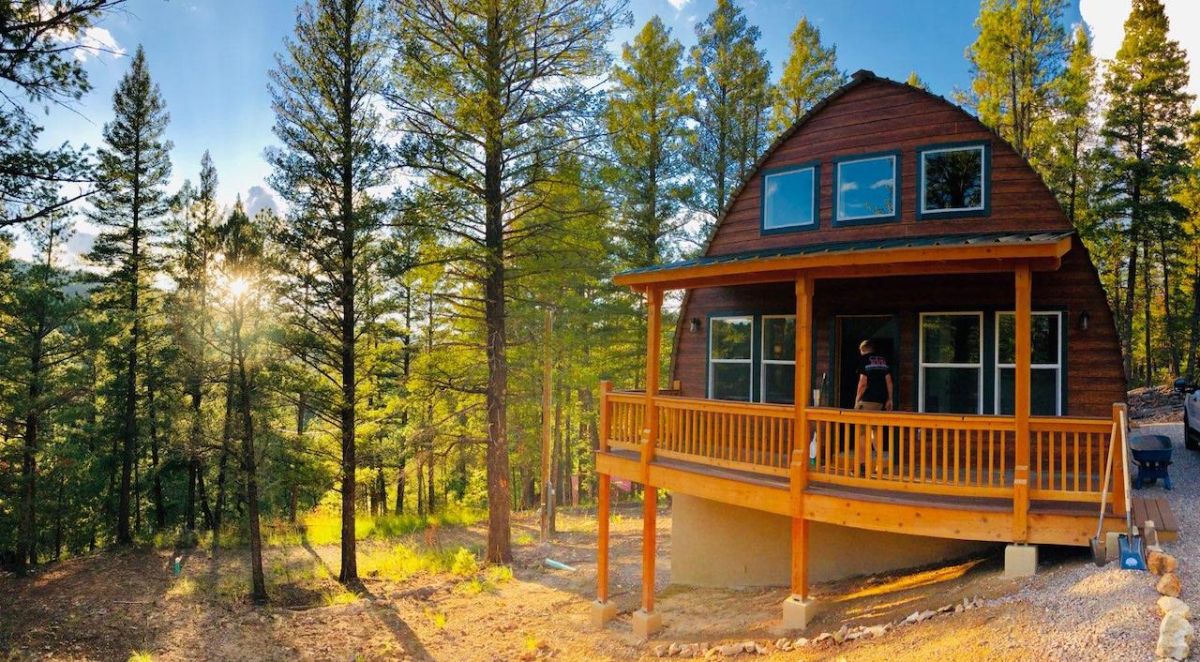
(1153, 497), (1180, 532)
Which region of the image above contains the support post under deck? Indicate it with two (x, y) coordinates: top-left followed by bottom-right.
(784, 274), (816, 629)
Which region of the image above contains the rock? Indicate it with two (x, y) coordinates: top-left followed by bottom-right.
(1155, 612), (1195, 660)
(753, 643), (767, 655)
(791, 637), (809, 648)
(937, 604), (953, 614)
(717, 642), (743, 657)
(1158, 573), (1183, 598)
(904, 611), (922, 624)
(864, 625), (887, 639)
(774, 638), (790, 651)
(832, 625), (849, 644)
(812, 632), (832, 644)
(653, 644), (669, 657)
(1159, 597), (1193, 620)
(1149, 551), (1180, 576)
(740, 641), (756, 653)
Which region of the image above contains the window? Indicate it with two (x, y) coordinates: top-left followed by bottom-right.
(762, 165), (818, 233)
(834, 153), (899, 224)
(996, 312), (1062, 416)
(761, 316), (795, 404)
(918, 143), (988, 218)
(709, 316), (753, 401)
(919, 313), (983, 414)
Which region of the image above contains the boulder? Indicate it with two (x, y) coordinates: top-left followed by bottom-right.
(1155, 612), (1194, 660)
(1157, 573), (1183, 598)
(1149, 551), (1180, 577)
(1158, 596), (1193, 620)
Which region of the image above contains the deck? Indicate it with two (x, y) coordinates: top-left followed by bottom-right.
(598, 389), (1174, 547)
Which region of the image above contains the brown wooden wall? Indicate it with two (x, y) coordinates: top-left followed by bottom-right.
(673, 240), (1125, 417)
(671, 74), (1126, 418)
(705, 75), (1071, 255)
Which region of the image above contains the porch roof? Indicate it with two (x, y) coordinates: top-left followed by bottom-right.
(613, 231), (1074, 290)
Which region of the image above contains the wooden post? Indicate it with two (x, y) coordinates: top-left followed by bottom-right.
(641, 287), (662, 616)
(1012, 265), (1032, 542)
(1111, 402), (1127, 515)
(541, 309), (553, 542)
(642, 288), (663, 476)
(598, 380), (612, 453)
(597, 472), (611, 603)
(791, 274), (813, 599)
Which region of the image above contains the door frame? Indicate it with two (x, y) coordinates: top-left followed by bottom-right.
(832, 314), (900, 409)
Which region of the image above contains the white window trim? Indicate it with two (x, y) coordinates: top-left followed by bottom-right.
(708, 316), (754, 401)
(763, 166), (817, 230)
(836, 154), (897, 222)
(760, 315), (796, 403)
(919, 145), (986, 215)
(918, 311), (984, 414)
(994, 311), (1063, 416)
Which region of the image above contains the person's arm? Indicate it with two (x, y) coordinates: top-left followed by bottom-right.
(885, 373), (894, 411)
(856, 374), (867, 406)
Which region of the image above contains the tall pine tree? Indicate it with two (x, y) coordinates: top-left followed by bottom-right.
(686, 0), (771, 234)
(87, 45), (172, 545)
(965, 0), (1069, 165)
(1098, 0), (1193, 384)
(769, 17), (843, 136)
(1045, 24), (1096, 226)
(267, 0), (389, 584)
(605, 17), (692, 268)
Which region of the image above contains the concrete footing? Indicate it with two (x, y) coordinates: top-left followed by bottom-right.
(1004, 544), (1038, 578)
(781, 595), (817, 630)
(590, 600), (617, 628)
(631, 609), (663, 638)
(1105, 532), (1121, 561)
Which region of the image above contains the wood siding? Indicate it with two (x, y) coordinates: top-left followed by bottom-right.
(673, 75), (1125, 418)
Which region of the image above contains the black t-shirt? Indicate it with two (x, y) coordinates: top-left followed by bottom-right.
(857, 353), (891, 404)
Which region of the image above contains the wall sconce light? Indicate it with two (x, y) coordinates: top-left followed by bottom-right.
(689, 317), (701, 333)
(1078, 310), (1090, 332)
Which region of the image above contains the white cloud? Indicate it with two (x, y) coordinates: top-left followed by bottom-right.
(668, 0), (691, 11)
(72, 26), (125, 62)
(1080, 0), (1200, 101)
(245, 185), (281, 218)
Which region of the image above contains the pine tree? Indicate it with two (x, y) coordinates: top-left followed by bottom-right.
(686, 0), (772, 234)
(0, 1), (125, 226)
(605, 17), (692, 268)
(87, 45), (172, 545)
(769, 17), (843, 136)
(386, 0), (627, 564)
(267, 0), (390, 584)
(0, 207), (84, 574)
(965, 0), (1069, 164)
(1098, 0), (1193, 384)
(1045, 24), (1096, 226)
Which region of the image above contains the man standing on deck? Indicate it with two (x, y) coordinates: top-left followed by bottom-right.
(854, 339), (893, 411)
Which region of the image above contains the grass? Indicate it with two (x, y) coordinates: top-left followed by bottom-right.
(321, 586), (360, 606)
(166, 576), (197, 598)
(128, 652), (154, 662)
(152, 505), (485, 552)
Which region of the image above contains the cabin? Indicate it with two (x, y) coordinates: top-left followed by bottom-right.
(591, 71), (1175, 637)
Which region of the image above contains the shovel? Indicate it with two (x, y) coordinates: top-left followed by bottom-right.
(1116, 410), (1147, 572)
(1090, 422), (1118, 566)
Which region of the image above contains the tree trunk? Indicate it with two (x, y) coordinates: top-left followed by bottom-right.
(235, 312), (267, 604)
(336, 0), (359, 585)
(1143, 240), (1154, 385)
(395, 456), (406, 515)
(1187, 254), (1200, 378)
(147, 374), (166, 530)
(1122, 226), (1138, 383)
(117, 191), (141, 544)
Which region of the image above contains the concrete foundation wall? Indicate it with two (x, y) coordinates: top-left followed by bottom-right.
(670, 493), (997, 588)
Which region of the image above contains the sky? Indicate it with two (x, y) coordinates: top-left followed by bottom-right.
(22, 0), (1200, 263)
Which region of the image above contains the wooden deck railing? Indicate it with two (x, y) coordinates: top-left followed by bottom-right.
(806, 408), (1014, 498)
(599, 385), (1123, 506)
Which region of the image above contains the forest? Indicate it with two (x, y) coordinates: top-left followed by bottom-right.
(0, 0), (1197, 605)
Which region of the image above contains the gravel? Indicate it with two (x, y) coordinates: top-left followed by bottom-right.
(990, 423), (1192, 661)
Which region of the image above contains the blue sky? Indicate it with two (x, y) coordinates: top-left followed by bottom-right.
(33, 0), (1200, 263)
(44, 0), (1088, 215)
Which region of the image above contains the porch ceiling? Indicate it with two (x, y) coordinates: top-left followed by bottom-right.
(614, 231), (1074, 290)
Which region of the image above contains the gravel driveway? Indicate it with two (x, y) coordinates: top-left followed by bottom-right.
(990, 422), (1192, 661)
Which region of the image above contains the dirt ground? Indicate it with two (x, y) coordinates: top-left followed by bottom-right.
(0, 498), (1132, 662)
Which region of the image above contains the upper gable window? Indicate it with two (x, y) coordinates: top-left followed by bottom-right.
(834, 152), (899, 225)
(761, 164), (818, 233)
(918, 143), (989, 218)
